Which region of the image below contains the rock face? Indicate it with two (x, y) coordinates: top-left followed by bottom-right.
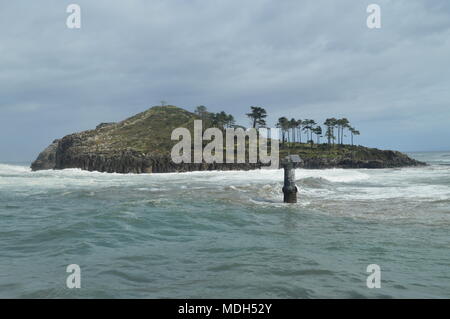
(299, 151), (425, 169)
(31, 105), (426, 173)
(31, 140), (60, 171)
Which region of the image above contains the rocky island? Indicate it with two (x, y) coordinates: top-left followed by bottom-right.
(31, 106), (425, 173)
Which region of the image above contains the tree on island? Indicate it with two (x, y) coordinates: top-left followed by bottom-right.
(225, 114), (236, 128)
(313, 126), (323, 144)
(296, 119), (303, 143)
(349, 127), (360, 146)
(193, 105), (360, 148)
(302, 119), (317, 144)
(336, 118), (350, 145)
(276, 117), (289, 145)
(194, 105), (208, 119)
(324, 118), (337, 145)
(246, 106), (267, 129)
(211, 111), (236, 129)
(194, 105), (213, 132)
(289, 118), (297, 143)
(194, 106), (235, 131)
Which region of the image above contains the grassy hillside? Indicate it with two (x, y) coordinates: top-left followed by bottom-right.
(67, 105), (200, 155)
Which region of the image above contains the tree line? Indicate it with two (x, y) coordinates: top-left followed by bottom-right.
(194, 105), (360, 146)
(276, 116), (360, 146)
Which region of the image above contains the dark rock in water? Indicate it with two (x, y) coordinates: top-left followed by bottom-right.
(31, 105), (426, 173)
(31, 140), (60, 171)
(298, 149), (425, 169)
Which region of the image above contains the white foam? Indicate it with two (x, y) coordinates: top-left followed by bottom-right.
(1, 163), (449, 205)
(0, 163), (31, 174)
(295, 168), (370, 183)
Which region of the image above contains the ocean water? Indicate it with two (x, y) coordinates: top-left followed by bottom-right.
(0, 152), (449, 298)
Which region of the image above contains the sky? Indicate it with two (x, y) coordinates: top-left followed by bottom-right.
(1, 0), (449, 162)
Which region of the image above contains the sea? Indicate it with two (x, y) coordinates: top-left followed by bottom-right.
(0, 151), (449, 298)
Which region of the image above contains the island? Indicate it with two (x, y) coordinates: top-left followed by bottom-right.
(31, 105), (425, 173)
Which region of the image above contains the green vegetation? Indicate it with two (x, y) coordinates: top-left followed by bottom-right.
(278, 116), (360, 147)
(194, 106), (235, 129)
(31, 104), (425, 172)
(279, 142), (391, 161)
(76, 104), (381, 160)
(71, 105), (199, 155)
(246, 106), (267, 128)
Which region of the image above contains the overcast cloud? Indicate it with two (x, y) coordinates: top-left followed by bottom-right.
(1, 0), (449, 162)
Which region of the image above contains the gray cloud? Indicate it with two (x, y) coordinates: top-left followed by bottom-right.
(1, 0), (449, 161)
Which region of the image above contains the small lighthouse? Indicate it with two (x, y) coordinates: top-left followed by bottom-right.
(282, 155), (301, 203)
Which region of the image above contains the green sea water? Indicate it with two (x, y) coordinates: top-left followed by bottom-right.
(0, 152), (449, 298)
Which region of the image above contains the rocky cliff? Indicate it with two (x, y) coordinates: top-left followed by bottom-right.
(31, 105), (425, 173)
